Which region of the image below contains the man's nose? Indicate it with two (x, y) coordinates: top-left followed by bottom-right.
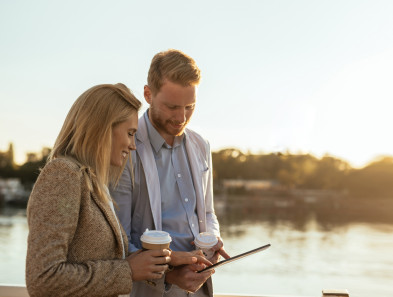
(175, 108), (186, 123)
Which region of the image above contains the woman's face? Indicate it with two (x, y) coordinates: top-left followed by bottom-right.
(110, 114), (138, 167)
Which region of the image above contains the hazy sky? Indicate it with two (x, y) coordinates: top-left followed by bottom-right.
(1, 0), (393, 168)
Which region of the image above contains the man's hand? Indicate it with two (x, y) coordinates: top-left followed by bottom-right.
(170, 250), (212, 267)
(209, 237), (230, 264)
(165, 263), (214, 293)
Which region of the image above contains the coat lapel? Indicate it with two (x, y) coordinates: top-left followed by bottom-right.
(61, 156), (128, 257)
(90, 190), (126, 257)
(185, 133), (207, 232)
(136, 115), (162, 230)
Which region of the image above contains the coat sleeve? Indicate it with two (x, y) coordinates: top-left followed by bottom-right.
(204, 141), (220, 236)
(26, 160), (132, 297)
(110, 156), (140, 252)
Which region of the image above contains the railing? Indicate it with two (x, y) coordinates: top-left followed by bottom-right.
(0, 285), (349, 297)
(0, 285), (28, 297)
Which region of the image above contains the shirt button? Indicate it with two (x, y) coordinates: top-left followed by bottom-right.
(177, 173), (181, 177)
(185, 198), (189, 202)
(192, 223), (195, 227)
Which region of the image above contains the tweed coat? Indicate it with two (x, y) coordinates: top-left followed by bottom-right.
(26, 157), (133, 297)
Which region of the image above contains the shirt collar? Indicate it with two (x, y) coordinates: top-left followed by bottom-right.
(144, 111), (186, 153)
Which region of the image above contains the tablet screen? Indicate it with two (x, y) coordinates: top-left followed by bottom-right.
(197, 243), (271, 273)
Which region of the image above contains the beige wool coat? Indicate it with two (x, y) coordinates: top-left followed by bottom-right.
(26, 157), (133, 297)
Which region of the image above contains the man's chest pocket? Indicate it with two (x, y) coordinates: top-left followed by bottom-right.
(200, 163), (210, 196)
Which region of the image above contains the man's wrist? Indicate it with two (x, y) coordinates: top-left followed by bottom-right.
(164, 270), (175, 292)
(165, 269), (174, 284)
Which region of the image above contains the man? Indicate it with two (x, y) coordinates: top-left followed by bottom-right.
(110, 49), (229, 297)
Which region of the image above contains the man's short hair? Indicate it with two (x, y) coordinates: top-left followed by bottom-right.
(147, 49), (201, 95)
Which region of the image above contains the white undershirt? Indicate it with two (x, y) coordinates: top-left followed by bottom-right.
(104, 186), (125, 258)
(105, 186), (128, 297)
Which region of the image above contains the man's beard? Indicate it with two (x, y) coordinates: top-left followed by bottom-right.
(149, 107), (188, 137)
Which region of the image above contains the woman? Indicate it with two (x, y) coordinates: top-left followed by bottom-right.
(26, 83), (209, 297)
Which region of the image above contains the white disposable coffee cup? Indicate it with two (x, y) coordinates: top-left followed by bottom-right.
(140, 229), (172, 250)
(194, 232), (218, 259)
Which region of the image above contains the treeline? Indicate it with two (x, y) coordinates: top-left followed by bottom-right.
(2, 145), (393, 198)
(213, 148), (393, 199)
(0, 146), (49, 187)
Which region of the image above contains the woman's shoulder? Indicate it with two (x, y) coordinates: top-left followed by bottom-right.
(40, 157), (83, 180)
(29, 157), (86, 210)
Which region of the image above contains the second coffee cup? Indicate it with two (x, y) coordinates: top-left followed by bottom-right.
(194, 232), (218, 259)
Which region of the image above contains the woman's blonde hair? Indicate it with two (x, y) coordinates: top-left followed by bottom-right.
(147, 49), (201, 95)
(49, 83), (141, 202)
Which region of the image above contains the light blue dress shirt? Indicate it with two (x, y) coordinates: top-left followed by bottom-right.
(145, 112), (200, 252)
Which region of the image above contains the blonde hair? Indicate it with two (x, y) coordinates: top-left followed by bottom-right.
(147, 49), (201, 95)
(49, 83), (141, 202)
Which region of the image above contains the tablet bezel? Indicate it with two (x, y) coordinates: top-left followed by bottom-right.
(197, 243), (271, 273)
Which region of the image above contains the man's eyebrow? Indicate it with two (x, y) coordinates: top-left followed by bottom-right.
(166, 103), (195, 107)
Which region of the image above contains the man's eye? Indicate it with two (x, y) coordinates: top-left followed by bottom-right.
(186, 105), (195, 110)
(128, 132), (135, 137)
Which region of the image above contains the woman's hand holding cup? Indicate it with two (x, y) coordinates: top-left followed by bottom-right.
(126, 229), (173, 281)
(126, 249), (171, 281)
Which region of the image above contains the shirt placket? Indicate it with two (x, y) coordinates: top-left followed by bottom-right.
(172, 145), (199, 238)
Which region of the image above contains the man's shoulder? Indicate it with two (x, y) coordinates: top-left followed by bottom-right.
(184, 128), (211, 158)
(185, 127), (209, 145)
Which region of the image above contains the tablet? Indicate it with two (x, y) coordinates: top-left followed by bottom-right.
(197, 243), (271, 273)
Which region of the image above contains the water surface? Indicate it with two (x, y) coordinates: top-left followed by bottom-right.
(1, 199), (392, 297)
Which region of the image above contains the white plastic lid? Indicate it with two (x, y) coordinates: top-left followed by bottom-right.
(194, 232), (218, 248)
(140, 229), (172, 244)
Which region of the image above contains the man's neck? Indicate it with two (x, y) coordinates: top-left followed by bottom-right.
(164, 135), (175, 147)
(146, 110), (176, 147)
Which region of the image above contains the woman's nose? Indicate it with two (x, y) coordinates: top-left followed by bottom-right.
(128, 137), (136, 151)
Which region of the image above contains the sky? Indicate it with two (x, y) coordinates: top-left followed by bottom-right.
(1, 0), (393, 168)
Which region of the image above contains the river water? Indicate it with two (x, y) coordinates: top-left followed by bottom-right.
(1, 197), (393, 297)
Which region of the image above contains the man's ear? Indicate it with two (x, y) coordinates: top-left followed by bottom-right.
(144, 85), (152, 104)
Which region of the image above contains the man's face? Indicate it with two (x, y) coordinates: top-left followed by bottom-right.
(144, 79), (197, 145)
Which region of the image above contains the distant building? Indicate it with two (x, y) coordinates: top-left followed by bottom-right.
(291, 189), (343, 203)
(0, 178), (29, 204)
(222, 179), (279, 192)
(0, 143), (15, 168)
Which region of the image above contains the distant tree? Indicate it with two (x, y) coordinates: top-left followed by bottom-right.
(2, 145), (391, 198)
(301, 155), (350, 190)
(212, 148), (247, 181)
(212, 149), (356, 192)
(346, 157), (393, 198)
